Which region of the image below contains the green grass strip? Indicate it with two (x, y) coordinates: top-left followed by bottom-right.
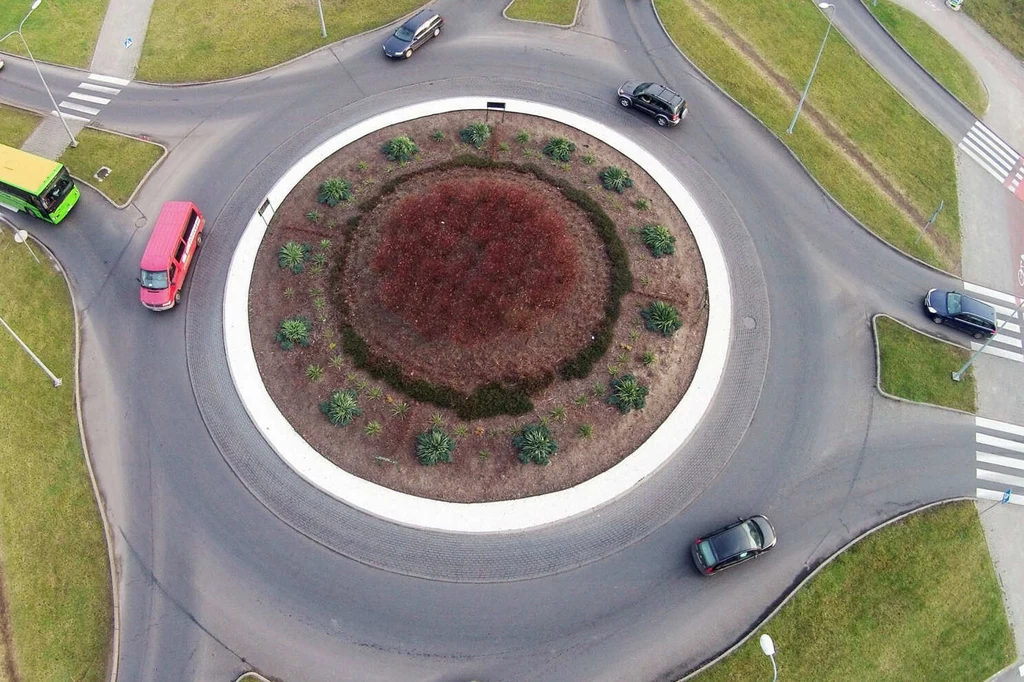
(0, 0), (109, 69)
(138, 0), (426, 82)
(964, 0), (1024, 62)
(653, 0), (945, 270)
(505, 0), (578, 25)
(695, 501), (1014, 682)
(0, 236), (111, 682)
(697, 0), (961, 269)
(863, 0), (987, 114)
(58, 128), (164, 205)
(875, 315), (976, 412)
(0, 105), (40, 148)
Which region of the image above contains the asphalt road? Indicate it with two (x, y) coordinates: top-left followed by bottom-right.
(0, 0), (988, 680)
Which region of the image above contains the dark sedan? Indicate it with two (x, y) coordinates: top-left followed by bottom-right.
(924, 288), (997, 339)
(383, 9), (443, 59)
(617, 81), (688, 127)
(691, 515), (777, 575)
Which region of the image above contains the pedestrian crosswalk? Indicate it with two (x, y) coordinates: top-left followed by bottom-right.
(51, 73), (129, 124)
(958, 120), (1023, 199)
(975, 417), (1024, 506)
(962, 282), (1024, 363)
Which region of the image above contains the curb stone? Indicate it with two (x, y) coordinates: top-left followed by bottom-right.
(870, 313), (978, 416)
(649, 0), (961, 281)
(501, 0), (582, 29)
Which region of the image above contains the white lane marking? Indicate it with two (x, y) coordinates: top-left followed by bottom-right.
(969, 121), (1020, 164)
(77, 82), (121, 95)
(993, 332), (1024, 348)
(51, 109), (90, 122)
(976, 488), (1024, 506)
(977, 468), (1024, 487)
(977, 451), (1024, 471)
(59, 101), (100, 115)
(958, 139), (1012, 182)
(977, 417), (1024, 437)
(963, 281), (1018, 304)
(977, 433), (1024, 454)
(68, 92), (111, 105)
(996, 320), (1021, 334)
(970, 342), (1024, 361)
(87, 73), (130, 86)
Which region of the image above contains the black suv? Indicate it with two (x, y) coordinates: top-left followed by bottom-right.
(691, 515), (777, 575)
(383, 10), (443, 59)
(924, 288), (997, 339)
(617, 81), (688, 127)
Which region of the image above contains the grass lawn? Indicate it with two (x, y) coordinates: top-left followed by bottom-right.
(653, 0), (949, 270)
(505, 0), (579, 25)
(863, 0), (988, 114)
(0, 0), (108, 69)
(0, 234), (111, 682)
(138, 0), (426, 82)
(58, 128), (164, 206)
(0, 105), (40, 148)
(694, 501), (1014, 682)
(964, 0), (1024, 62)
(875, 315), (976, 412)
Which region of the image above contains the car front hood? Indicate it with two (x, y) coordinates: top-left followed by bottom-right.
(383, 36), (411, 54)
(928, 289), (950, 315)
(140, 287), (172, 308)
(619, 80), (641, 95)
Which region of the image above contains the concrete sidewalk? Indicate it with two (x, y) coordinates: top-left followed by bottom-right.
(89, 0), (155, 81)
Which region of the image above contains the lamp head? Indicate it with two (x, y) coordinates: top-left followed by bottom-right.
(818, 2), (834, 7)
(759, 633), (776, 657)
(31, 0), (42, 10)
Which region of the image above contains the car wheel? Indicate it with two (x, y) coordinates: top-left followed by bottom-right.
(656, 116), (668, 127)
(932, 316), (943, 324)
(433, 27), (440, 37)
(405, 49), (413, 59)
(974, 331), (985, 339)
(174, 290), (181, 305)
(619, 97), (631, 108)
(196, 232), (203, 247)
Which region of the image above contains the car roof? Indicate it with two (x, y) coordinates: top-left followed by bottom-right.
(140, 201), (194, 271)
(960, 294), (996, 319)
(707, 520), (761, 558)
(404, 9), (439, 28)
(644, 84), (684, 106)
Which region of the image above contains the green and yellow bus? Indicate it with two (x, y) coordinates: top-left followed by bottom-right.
(0, 143), (80, 224)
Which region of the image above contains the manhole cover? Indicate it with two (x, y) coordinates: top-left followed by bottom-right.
(741, 316), (756, 330)
(94, 166), (111, 182)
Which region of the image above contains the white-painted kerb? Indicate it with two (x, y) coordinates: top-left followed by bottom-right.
(224, 97), (732, 533)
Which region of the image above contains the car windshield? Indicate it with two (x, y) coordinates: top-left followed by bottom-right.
(39, 168), (72, 211)
(394, 27), (414, 41)
(946, 292), (962, 315)
(636, 82), (653, 94)
(140, 269), (168, 290)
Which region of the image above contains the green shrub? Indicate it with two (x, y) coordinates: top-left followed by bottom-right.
(578, 423), (593, 438)
(460, 122), (492, 149)
(513, 423), (559, 465)
(416, 428), (455, 465)
(600, 166), (634, 193)
(642, 350), (656, 366)
(364, 420), (382, 437)
(277, 241), (311, 273)
(431, 130), (445, 141)
(320, 388), (362, 426)
(581, 154), (596, 166)
(544, 137), (576, 162)
(381, 136), (419, 163)
(306, 209), (322, 223)
(515, 130), (530, 144)
(498, 142), (510, 152)
(640, 224), (676, 257)
(635, 198), (651, 211)
(641, 301), (682, 337)
(306, 364), (324, 381)
(276, 316), (312, 349)
(317, 177), (352, 206)
(607, 374), (649, 413)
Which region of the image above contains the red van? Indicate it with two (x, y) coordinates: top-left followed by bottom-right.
(139, 201), (204, 310)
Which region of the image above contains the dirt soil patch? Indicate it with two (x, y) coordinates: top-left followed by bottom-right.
(249, 111), (709, 503)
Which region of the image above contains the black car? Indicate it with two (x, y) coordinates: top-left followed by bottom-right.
(383, 9), (443, 59)
(691, 515), (776, 575)
(617, 81), (688, 127)
(924, 288), (997, 339)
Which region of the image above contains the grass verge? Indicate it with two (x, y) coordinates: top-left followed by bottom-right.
(0, 105), (41, 148)
(694, 501), (1014, 682)
(654, 0), (960, 273)
(964, 0), (1024, 62)
(139, 0), (425, 82)
(504, 0), (578, 25)
(0, 0), (108, 69)
(875, 315), (976, 411)
(58, 128), (164, 205)
(0, 233), (111, 682)
(862, 0), (987, 114)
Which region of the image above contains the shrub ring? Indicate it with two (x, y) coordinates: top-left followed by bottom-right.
(223, 98), (732, 532)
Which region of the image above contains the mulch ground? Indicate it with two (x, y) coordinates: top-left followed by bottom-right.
(249, 111), (709, 503)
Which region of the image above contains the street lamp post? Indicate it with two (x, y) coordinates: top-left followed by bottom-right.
(760, 633), (778, 682)
(0, 0), (78, 147)
(787, 3), (837, 135)
(952, 296), (1024, 381)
